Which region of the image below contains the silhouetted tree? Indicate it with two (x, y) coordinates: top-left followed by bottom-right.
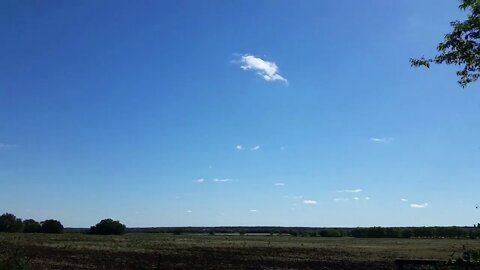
(22, 219), (41, 233)
(411, 0), (480, 87)
(88, 219), (126, 235)
(0, 213), (23, 232)
(40, 219), (63, 233)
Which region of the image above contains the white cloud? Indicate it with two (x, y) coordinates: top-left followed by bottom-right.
(353, 197), (360, 200)
(333, 198), (349, 202)
(236, 145), (243, 150)
(186, 210), (192, 213)
(401, 198), (409, 202)
(370, 137), (393, 143)
(410, 203), (428, 208)
(364, 197), (371, 200)
(238, 54), (288, 84)
(274, 182), (285, 186)
(249, 209), (257, 212)
(337, 189), (363, 193)
(303, 200), (317, 205)
(195, 178), (205, 183)
(212, 178), (237, 183)
(251, 145), (260, 151)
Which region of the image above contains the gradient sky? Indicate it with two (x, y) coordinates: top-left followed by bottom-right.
(1, 1), (480, 228)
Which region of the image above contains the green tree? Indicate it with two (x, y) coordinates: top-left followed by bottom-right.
(0, 213), (23, 232)
(87, 219), (126, 235)
(22, 219), (41, 233)
(40, 219), (63, 234)
(411, 0), (480, 87)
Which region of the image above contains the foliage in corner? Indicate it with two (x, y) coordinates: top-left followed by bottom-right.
(411, 0), (480, 87)
(0, 246), (32, 270)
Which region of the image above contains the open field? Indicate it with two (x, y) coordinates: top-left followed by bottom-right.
(1, 233), (480, 269)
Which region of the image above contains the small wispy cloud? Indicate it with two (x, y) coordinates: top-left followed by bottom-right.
(353, 197), (360, 200)
(303, 200), (317, 205)
(365, 197), (371, 200)
(236, 145), (243, 151)
(194, 178), (205, 183)
(333, 198), (349, 202)
(212, 178), (237, 183)
(0, 143), (16, 149)
(251, 145), (260, 151)
(249, 209), (258, 212)
(274, 182), (285, 186)
(401, 198), (409, 202)
(284, 195), (303, 200)
(337, 189), (363, 193)
(237, 54), (288, 84)
(370, 137), (393, 143)
(186, 210), (192, 213)
(410, 203), (428, 208)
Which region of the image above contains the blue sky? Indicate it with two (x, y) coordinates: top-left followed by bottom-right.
(1, 0), (480, 227)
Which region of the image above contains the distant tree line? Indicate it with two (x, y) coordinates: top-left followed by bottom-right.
(349, 226), (480, 239)
(125, 226), (480, 239)
(0, 213), (63, 233)
(0, 213), (126, 235)
(3, 212), (479, 239)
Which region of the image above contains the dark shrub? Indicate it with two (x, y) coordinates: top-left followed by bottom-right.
(172, 228), (184, 235)
(0, 213), (23, 232)
(40, 219), (63, 233)
(22, 219), (41, 233)
(319, 229), (342, 237)
(88, 219), (126, 235)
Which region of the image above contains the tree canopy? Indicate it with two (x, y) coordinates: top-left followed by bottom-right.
(88, 219), (126, 235)
(40, 219), (64, 234)
(23, 219), (41, 233)
(411, 0), (480, 87)
(0, 213), (23, 232)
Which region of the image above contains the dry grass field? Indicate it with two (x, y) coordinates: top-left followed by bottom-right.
(1, 233), (480, 269)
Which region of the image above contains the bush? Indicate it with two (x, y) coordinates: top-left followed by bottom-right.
(0, 247), (32, 270)
(22, 219), (41, 233)
(172, 228), (184, 235)
(88, 219), (126, 235)
(319, 229), (342, 237)
(0, 213), (23, 232)
(40, 220), (63, 234)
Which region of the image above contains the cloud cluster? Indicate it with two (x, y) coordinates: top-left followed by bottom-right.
(410, 203), (428, 208)
(370, 137), (393, 143)
(235, 145), (260, 151)
(334, 196), (371, 202)
(238, 54), (288, 84)
(194, 178), (237, 183)
(337, 189), (362, 193)
(303, 200), (317, 205)
(212, 178), (237, 183)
